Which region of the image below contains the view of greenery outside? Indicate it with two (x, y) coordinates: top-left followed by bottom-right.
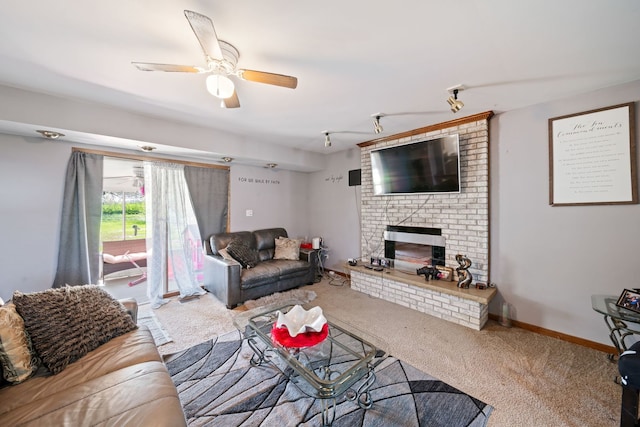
(101, 192), (146, 243)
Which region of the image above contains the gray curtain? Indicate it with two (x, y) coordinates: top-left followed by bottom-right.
(184, 166), (229, 249)
(53, 152), (104, 287)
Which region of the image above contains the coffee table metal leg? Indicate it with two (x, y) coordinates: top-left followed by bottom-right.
(320, 397), (336, 426)
(345, 365), (376, 409)
(247, 337), (270, 366)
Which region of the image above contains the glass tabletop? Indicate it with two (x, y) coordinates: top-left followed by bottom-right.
(237, 303), (387, 400)
(591, 294), (640, 323)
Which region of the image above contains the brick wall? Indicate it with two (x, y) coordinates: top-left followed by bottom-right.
(359, 112), (492, 283)
(350, 271), (489, 330)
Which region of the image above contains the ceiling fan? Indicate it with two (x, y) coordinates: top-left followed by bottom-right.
(132, 10), (298, 108)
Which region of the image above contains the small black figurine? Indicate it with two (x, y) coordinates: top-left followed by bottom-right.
(455, 254), (473, 288)
(417, 265), (439, 281)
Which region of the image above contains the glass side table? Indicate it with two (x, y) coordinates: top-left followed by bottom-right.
(591, 294), (640, 360)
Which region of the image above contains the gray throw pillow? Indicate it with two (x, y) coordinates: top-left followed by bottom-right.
(274, 237), (301, 260)
(226, 239), (259, 268)
(12, 285), (137, 375)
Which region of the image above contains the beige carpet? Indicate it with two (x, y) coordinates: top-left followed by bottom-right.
(149, 279), (620, 427)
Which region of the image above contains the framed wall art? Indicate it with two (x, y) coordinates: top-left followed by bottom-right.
(549, 102), (637, 206)
(616, 288), (640, 314)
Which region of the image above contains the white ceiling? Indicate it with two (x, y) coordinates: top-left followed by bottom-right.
(1, 1), (640, 161)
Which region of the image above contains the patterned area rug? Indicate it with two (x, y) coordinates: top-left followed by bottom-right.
(164, 331), (492, 426)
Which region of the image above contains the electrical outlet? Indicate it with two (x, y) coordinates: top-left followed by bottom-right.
(246, 209), (253, 217)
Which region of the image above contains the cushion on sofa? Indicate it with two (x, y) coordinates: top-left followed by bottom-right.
(254, 228), (288, 261)
(210, 231), (253, 256)
(0, 303), (40, 384)
(219, 248), (242, 268)
(12, 285), (137, 375)
(274, 237), (301, 261)
(227, 239), (259, 268)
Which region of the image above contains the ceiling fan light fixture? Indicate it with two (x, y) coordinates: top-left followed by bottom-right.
(206, 74), (235, 99)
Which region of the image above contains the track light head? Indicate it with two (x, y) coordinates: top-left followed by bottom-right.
(323, 131), (331, 148)
(447, 87), (464, 113)
(372, 114), (384, 134)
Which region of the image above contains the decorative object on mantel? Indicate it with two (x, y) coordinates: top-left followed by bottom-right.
(549, 102), (637, 206)
(455, 254), (473, 288)
(436, 265), (454, 281)
(417, 265), (440, 281)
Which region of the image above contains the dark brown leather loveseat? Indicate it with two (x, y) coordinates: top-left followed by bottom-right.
(203, 228), (318, 308)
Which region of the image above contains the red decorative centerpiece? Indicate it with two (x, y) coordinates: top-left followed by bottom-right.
(271, 305), (328, 348)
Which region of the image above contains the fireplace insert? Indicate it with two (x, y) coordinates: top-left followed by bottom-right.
(384, 225), (445, 273)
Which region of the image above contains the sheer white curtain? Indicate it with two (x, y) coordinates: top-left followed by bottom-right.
(144, 161), (205, 308)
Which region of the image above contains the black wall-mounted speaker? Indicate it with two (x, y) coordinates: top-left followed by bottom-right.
(348, 169), (361, 186)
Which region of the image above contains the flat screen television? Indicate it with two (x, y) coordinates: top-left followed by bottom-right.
(370, 134), (461, 195)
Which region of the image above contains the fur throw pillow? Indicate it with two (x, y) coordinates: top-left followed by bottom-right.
(12, 285), (137, 375)
(274, 237), (301, 260)
(226, 239), (259, 268)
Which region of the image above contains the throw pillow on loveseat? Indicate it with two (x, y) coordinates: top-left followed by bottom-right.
(226, 238), (260, 268)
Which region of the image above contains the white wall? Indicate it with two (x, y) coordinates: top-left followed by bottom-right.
(0, 134), (68, 300)
(490, 80), (640, 344)
(228, 164), (310, 238)
(307, 148), (361, 273)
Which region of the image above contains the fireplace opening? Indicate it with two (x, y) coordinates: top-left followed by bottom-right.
(384, 225), (445, 274)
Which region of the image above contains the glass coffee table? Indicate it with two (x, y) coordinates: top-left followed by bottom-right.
(234, 302), (386, 426)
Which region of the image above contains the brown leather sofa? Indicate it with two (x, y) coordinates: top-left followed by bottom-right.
(0, 300), (186, 426)
(204, 227), (318, 308)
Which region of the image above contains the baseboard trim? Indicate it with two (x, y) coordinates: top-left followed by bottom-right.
(488, 313), (615, 354)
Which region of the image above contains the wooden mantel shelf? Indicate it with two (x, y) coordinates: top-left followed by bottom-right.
(345, 264), (497, 305)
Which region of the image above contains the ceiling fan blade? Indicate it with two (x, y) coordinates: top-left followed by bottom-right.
(238, 69), (298, 89)
(184, 10), (224, 60)
(222, 91), (240, 108)
(132, 62), (203, 73)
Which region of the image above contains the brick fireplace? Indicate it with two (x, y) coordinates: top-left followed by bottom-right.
(351, 112), (494, 329)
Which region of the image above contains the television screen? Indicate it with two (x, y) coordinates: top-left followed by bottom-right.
(370, 134), (460, 195)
